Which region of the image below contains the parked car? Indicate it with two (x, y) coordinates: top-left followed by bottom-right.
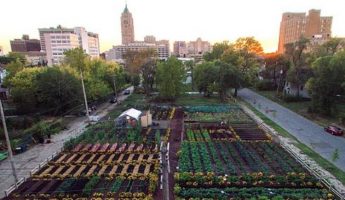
(110, 97), (118, 103)
(123, 89), (130, 95)
(324, 124), (344, 136)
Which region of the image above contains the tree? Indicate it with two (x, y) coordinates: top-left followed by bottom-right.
(123, 49), (157, 88)
(184, 60), (195, 90)
(194, 62), (219, 96)
(7, 52), (27, 65)
(3, 58), (25, 87)
(233, 37), (264, 55)
(141, 59), (156, 95)
(307, 38), (345, 67)
(203, 41), (231, 61)
(10, 67), (43, 113)
(307, 51), (345, 115)
(217, 61), (242, 99)
(64, 48), (90, 118)
(36, 67), (82, 114)
(156, 57), (185, 100)
(285, 37), (311, 97)
(262, 53), (290, 91)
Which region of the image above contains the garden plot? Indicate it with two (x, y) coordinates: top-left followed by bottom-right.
(151, 106), (175, 120)
(4, 178), (152, 200)
(185, 105), (253, 123)
(231, 122), (271, 141)
(175, 104), (335, 199)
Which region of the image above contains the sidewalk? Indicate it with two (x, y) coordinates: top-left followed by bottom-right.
(0, 86), (133, 197)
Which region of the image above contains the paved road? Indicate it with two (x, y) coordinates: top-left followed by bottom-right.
(238, 88), (345, 172)
(0, 86), (133, 197)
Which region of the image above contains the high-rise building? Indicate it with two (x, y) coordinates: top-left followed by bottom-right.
(105, 41), (170, 61)
(173, 41), (187, 57)
(10, 35), (41, 52)
(121, 4), (135, 44)
(278, 9), (332, 53)
(187, 38), (211, 55)
(39, 26), (100, 66)
(144, 35), (156, 44)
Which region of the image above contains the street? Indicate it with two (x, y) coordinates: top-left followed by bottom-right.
(238, 88), (345, 171)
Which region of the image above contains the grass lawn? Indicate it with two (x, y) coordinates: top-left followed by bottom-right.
(241, 99), (345, 185)
(175, 94), (224, 105)
(106, 93), (148, 119)
(255, 90), (345, 128)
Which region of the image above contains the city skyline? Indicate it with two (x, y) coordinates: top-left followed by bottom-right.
(1, 0), (345, 54)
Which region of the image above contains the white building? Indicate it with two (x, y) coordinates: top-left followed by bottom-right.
(105, 41), (170, 61)
(39, 26), (100, 66)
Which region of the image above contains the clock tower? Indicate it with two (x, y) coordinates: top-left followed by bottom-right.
(121, 4), (135, 44)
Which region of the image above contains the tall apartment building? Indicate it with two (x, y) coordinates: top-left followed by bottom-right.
(121, 4), (135, 44)
(39, 26), (100, 66)
(278, 9), (332, 53)
(10, 35), (41, 52)
(187, 38), (211, 55)
(105, 41), (170, 61)
(173, 41), (188, 57)
(144, 35), (156, 44)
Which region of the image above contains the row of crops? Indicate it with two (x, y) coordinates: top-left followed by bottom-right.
(177, 105), (335, 199)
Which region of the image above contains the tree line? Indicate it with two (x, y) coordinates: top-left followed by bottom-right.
(1, 48), (129, 115)
(259, 37), (345, 116)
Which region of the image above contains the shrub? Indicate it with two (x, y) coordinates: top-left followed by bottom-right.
(255, 80), (275, 91)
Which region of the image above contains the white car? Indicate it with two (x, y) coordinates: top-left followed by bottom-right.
(89, 115), (100, 122)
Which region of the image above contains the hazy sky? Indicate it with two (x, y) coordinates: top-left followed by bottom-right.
(1, 0), (344, 53)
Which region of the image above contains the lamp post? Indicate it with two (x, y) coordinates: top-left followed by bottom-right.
(80, 70), (90, 120)
(0, 99), (18, 183)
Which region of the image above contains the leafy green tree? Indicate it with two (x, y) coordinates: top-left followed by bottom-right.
(307, 51), (345, 115)
(232, 37), (263, 86)
(308, 38), (345, 64)
(8, 52), (27, 65)
(285, 37), (311, 97)
(141, 59), (156, 95)
(203, 41), (231, 61)
(10, 67), (43, 113)
(194, 62), (218, 96)
(64, 48), (90, 116)
(36, 67), (82, 114)
(261, 53), (290, 91)
(3, 59), (25, 87)
(217, 61), (243, 98)
(156, 57), (185, 100)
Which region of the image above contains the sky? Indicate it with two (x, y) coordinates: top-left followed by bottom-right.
(1, 0), (345, 54)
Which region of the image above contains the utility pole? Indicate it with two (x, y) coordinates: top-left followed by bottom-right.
(0, 100), (18, 183)
(80, 71), (89, 120)
(113, 74), (117, 99)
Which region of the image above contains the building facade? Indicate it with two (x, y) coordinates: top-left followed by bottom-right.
(278, 9), (332, 53)
(173, 41), (187, 57)
(121, 5), (135, 44)
(10, 35), (41, 52)
(39, 26), (100, 66)
(144, 35), (156, 44)
(187, 38), (211, 55)
(105, 41), (170, 61)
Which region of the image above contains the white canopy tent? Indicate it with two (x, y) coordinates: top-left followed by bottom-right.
(118, 108), (142, 121)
